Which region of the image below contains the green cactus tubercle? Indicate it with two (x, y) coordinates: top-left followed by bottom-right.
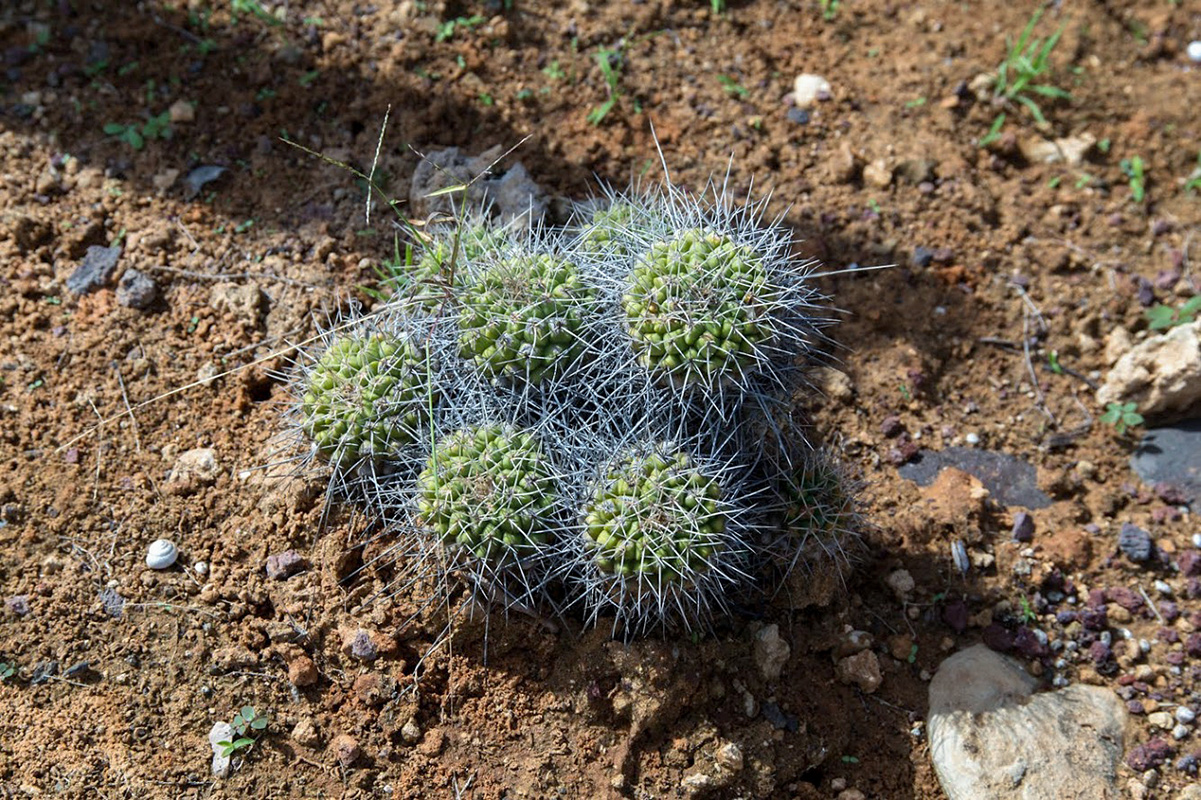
(407, 223), (505, 307)
(300, 333), (436, 467)
(623, 229), (778, 386)
(580, 202), (637, 257)
(416, 425), (558, 562)
(458, 253), (595, 384)
(583, 447), (725, 583)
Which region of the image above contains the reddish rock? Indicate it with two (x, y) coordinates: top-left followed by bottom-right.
(287, 655), (319, 687)
(330, 733), (360, 767)
(266, 550), (308, 581)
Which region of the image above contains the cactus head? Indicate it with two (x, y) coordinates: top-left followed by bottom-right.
(623, 229), (778, 389)
(582, 444), (726, 586)
(405, 222), (508, 309)
(457, 253), (596, 385)
(416, 424), (558, 564)
(580, 201), (639, 259)
(299, 332), (436, 470)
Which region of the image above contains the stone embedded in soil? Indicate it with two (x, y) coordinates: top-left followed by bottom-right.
(115, 268), (157, 309)
(400, 719), (422, 745)
(789, 73), (831, 108)
(209, 721), (233, 778)
(753, 624), (790, 681)
(265, 549), (307, 581)
(1131, 419), (1201, 506)
(835, 650), (882, 693)
(928, 645), (1126, 800)
(1127, 738), (1174, 772)
(66, 245), (121, 294)
(329, 733), (360, 767)
(1011, 511), (1035, 542)
(1097, 321), (1201, 418)
(408, 145), (550, 227)
(210, 645), (259, 673)
(898, 447), (1051, 509)
(348, 629), (377, 662)
(98, 587), (125, 618)
(886, 569), (915, 600)
(1118, 523), (1155, 563)
(5, 595), (30, 616)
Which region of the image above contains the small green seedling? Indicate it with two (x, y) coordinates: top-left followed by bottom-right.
(434, 14), (485, 43)
(1183, 151), (1201, 195)
(1144, 296), (1201, 331)
(717, 75), (749, 99)
(1120, 155), (1146, 203)
(216, 705), (268, 758)
(981, 8), (1070, 146)
(0, 662), (15, 681)
(1099, 401), (1144, 435)
(1018, 595), (1037, 624)
(587, 46), (624, 125)
(103, 111), (172, 151)
(820, 0), (840, 20)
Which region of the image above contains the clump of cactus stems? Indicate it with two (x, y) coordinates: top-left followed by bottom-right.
(286, 169), (856, 639)
(298, 326), (437, 474)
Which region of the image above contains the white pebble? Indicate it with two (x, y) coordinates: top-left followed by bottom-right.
(1173, 724), (1190, 741)
(1139, 639), (1151, 653)
(790, 73), (832, 109)
(145, 539), (179, 570)
(964, 432), (980, 445)
(951, 540), (970, 574)
(1154, 580), (1172, 597)
(1176, 706), (1196, 724)
(1188, 40), (1201, 63)
(1192, 533), (1201, 548)
(193, 561), (209, 576)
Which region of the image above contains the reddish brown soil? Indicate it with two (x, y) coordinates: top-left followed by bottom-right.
(2, 1), (1200, 798)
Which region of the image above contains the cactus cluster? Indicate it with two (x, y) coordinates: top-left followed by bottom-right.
(285, 173), (858, 638)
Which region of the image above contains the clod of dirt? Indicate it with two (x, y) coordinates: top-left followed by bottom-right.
(329, 733), (360, 767)
(928, 645), (1126, 800)
(210, 645), (259, 673)
(292, 718), (322, 749)
(165, 448), (221, 495)
(834, 650), (882, 694)
(752, 624), (790, 681)
(885, 569), (915, 600)
(1096, 320), (1201, 418)
(66, 244), (121, 294)
(287, 655), (319, 687)
(115, 268), (157, 310)
(209, 283), (265, 324)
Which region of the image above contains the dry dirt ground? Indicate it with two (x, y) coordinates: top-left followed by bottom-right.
(2, 1), (1201, 798)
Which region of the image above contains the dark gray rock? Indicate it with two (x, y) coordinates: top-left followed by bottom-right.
(1011, 511), (1035, 542)
(1131, 419), (1201, 505)
(898, 447), (1052, 509)
(99, 587), (125, 619)
(1118, 522), (1154, 563)
(115, 268), (157, 309)
(66, 245), (121, 294)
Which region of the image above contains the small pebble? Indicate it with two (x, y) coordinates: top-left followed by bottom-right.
(964, 433), (980, 445)
(1188, 40), (1201, 63)
(145, 539), (179, 570)
(1011, 511), (1035, 542)
(1192, 533), (1201, 549)
(1118, 522), (1154, 563)
(1172, 724), (1190, 741)
(786, 107), (810, 125)
(791, 73), (831, 109)
(1176, 707), (1196, 724)
(911, 246), (934, 268)
(951, 540), (969, 574)
(193, 561), (208, 576)
(1154, 580), (1172, 597)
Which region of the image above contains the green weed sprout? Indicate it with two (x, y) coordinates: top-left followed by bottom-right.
(1144, 296), (1201, 330)
(1099, 401), (1144, 435)
(980, 8), (1070, 146)
(216, 705), (268, 759)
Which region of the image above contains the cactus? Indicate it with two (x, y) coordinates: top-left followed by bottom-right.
(416, 424), (559, 564)
(579, 201), (640, 259)
(406, 222), (508, 309)
(299, 332), (436, 470)
(622, 228), (779, 389)
(457, 252), (597, 385)
(582, 443), (726, 582)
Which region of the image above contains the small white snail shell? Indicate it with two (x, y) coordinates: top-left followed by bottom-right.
(146, 539), (179, 570)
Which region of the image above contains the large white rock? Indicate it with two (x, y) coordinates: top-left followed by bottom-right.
(928, 645), (1126, 800)
(1097, 319), (1201, 417)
